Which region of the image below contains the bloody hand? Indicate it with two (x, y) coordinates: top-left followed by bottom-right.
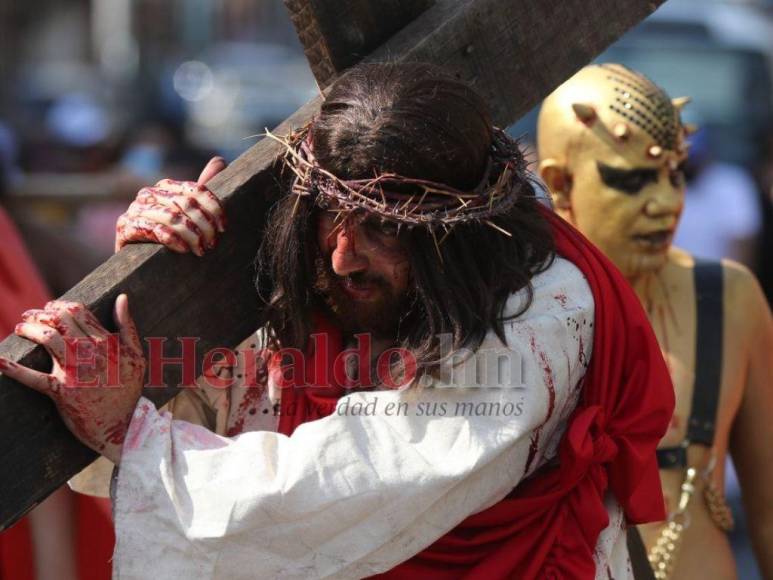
(115, 156), (227, 256)
(0, 295), (146, 464)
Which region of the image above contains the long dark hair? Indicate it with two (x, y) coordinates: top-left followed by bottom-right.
(257, 63), (554, 375)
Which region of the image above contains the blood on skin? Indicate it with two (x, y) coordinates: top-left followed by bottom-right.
(60, 401), (98, 445)
(657, 305), (672, 375)
(105, 336), (121, 387)
(117, 178), (227, 251)
(47, 376), (60, 394)
(658, 274), (679, 333)
(104, 420), (129, 445)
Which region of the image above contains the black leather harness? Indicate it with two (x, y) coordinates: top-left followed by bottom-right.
(656, 260), (724, 470)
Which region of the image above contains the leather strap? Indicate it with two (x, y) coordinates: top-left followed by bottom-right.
(657, 260), (723, 469)
(656, 444), (687, 470)
(627, 526), (657, 580)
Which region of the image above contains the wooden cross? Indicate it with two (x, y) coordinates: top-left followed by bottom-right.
(0, 0), (665, 530)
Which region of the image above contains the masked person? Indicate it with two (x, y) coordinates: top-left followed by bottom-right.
(537, 64), (773, 580)
(1, 63), (674, 579)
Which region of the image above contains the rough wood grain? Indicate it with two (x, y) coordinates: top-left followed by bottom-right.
(284, 0), (433, 88)
(0, 100), (319, 529)
(364, 0), (666, 127)
(0, 0), (664, 529)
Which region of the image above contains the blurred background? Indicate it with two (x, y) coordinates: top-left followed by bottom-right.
(0, 0), (318, 294)
(512, 0), (773, 305)
(0, 0), (770, 578)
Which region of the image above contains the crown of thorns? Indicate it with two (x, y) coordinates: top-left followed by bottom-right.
(268, 122), (530, 236)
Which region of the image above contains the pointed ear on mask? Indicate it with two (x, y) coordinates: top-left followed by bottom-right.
(539, 159), (572, 210)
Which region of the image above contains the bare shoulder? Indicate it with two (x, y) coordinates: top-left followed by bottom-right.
(721, 259), (771, 342)
(670, 248), (768, 336)
(722, 258), (761, 295)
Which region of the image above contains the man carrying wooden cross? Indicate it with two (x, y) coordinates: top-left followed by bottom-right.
(0, 63), (673, 579)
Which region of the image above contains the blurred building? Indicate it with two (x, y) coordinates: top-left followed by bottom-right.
(0, 0), (315, 163)
(0, 0), (316, 271)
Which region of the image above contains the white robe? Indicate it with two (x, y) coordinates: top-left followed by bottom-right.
(89, 257), (632, 579)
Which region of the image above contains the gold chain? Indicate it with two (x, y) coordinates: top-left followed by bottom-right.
(703, 481), (734, 532)
(702, 454), (734, 532)
(648, 467), (698, 580)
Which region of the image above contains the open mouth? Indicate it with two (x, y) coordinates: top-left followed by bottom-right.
(341, 277), (378, 300)
(632, 230), (673, 251)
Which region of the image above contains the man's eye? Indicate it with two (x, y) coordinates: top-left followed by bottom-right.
(597, 162), (657, 195)
(379, 222), (400, 237)
(365, 219), (399, 238)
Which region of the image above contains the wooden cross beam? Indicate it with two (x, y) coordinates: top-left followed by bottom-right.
(0, 0), (665, 530)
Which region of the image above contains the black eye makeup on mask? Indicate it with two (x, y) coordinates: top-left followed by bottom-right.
(596, 162), (658, 195)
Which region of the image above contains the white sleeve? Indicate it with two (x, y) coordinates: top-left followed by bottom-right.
(112, 258), (593, 580)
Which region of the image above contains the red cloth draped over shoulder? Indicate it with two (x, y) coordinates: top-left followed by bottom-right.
(0, 207), (114, 580)
(277, 206), (674, 579)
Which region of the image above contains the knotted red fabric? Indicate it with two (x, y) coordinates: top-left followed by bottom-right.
(277, 207), (674, 579)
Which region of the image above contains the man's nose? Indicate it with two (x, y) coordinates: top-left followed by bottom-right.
(330, 223), (369, 276)
(644, 176), (683, 218)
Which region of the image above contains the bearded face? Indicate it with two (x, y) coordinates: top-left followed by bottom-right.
(313, 209), (411, 338)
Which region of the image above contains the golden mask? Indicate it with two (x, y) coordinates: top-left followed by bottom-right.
(537, 64), (692, 278)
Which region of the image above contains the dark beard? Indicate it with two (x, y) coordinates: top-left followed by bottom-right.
(312, 254), (405, 339)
